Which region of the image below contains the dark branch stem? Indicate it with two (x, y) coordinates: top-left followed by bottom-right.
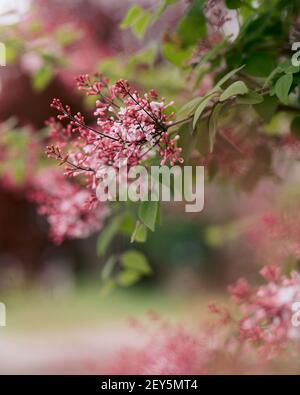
(167, 115), (193, 128)
(65, 159), (95, 173)
(278, 104), (300, 114)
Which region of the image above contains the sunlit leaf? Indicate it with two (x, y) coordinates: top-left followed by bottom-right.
(120, 5), (143, 29)
(131, 221), (148, 243)
(177, 97), (204, 118)
(32, 66), (54, 91)
(219, 81), (248, 102)
(155, 0), (179, 19)
(162, 42), (191, 67)
(193, 93), (217, 129)
(116, 270), (141, 286)
(215, 65), (245, 88)
(133, 12), (151, 39)
(139, 200), (159, 232)
(120, 250), (152, 274)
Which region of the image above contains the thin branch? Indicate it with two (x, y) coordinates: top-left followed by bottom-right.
(166, 115), (193, 129)
(65, 159), (95, 173)
(61, 110), (119, 142)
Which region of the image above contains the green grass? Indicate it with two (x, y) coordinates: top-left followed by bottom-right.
(0, 284), (203, 332)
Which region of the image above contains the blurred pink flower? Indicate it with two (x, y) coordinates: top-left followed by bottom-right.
(29, 168), (108, 243)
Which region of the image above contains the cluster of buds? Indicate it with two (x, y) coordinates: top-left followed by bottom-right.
(210, 265), (300, 358)
(47, 74), (183, 199)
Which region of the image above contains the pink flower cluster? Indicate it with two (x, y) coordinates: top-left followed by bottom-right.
(203, 0), (231, 30)
(101, 314), (217, 375)
(213, 266), (300, 358)
(82, 265), (300, 374)
(29, 168), (108, 243)
(246, 208), (300, 265)
(47, 74), (183, 198)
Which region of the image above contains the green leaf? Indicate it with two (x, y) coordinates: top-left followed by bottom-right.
(245, 53), (276, 78)
(55, 25), (80, 46)
(133, 12), (151, 39)
(4, 45), (17, 64)
(215, 65), (245, 88)
(264, 67), (281, 88)
(120, 5), (142, 29)
(10, 158), (26, 184)
(209, 103), (224, 153)
(131, 221), (148, 243)
(226, 50), (243, 69)
(177, 97), (204, 118)
(138, 200), (159, 232)
(96, 214), (123, 256)
(120, 250), (152, 275)
(177, 0), (206, 47)
(236, 90), (263, 104)
(116, 270), (141, 287)
(219, 81), (249, 102)
(193, 93), (217, 129)
(275, 74), (293, 105)
(279, 59), (300, 75)
(155, 0), (179, 19)
(32, 66), (54, 91)
(162, 42), (191, 67)
(120, 5), (151, 39)
(119, 212), (136, 237)
(225, 0), (242, 8)
(282, 64), (300, 74)
(255, 96), (278, 121)
(263, 60), (299, 88)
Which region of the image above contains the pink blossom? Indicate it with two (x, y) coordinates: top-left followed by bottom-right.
(246, 207), (300, 265)
(228, 278), (252, 304)
(29, 168), (108, 243)
(225, 266), (300, 357)
(47, 75), (183, 201)
(103, 318), (213, 375)
(260, 265), (280, 283)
